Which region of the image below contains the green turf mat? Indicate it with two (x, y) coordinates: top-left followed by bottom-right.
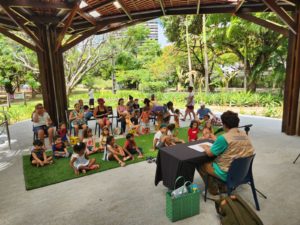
(23, 127), (193, 190)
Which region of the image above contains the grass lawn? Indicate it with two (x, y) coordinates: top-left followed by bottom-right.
(23, 127), (192, 190)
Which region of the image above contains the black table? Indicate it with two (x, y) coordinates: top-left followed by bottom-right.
(155, 140), (213, 190)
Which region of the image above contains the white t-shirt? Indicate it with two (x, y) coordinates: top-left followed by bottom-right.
(32, 112), (50, 127)
(88, 89), (94, 99)
(186, 92), (195, 106)
(154, 131), (163, 146)
(71, 152), (89, 169)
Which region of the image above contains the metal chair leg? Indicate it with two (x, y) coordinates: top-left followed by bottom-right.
(293, 153), (300, 164)
(249, 180), (260, 211)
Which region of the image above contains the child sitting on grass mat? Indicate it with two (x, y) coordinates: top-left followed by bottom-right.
(82, 128), (101, 155)
(52, 135), (71, 159)
(106, 136), (133, 167)
(30, 140), (53, 167)
(70, 142), (100, 175)
(201, 120), (216, 141)
(98, 126), (110, 152)
(123, 133), (143, 159)
(153, 124), (175, 150)
(188, 120), (200, 142)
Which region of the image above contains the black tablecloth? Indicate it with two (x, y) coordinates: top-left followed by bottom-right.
(154, 140), (213, 190)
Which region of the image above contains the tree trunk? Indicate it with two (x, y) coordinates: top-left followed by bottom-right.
(36, 25), (68, 125)
(202, 15), (209, 94)
(185, 16), (193, 86)
(245, 62), (252, 92)
(243, 43), (248, 92)
(247, 80), (256, 92)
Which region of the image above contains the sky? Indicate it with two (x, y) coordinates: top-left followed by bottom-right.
(157, 19), (170, 48)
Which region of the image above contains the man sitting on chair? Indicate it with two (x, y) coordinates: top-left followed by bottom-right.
(199, 110), (254, 197)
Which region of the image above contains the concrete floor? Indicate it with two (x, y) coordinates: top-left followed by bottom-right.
(0, 115), (300, 225)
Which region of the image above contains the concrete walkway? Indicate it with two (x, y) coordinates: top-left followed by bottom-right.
(0, 115), (300, 225)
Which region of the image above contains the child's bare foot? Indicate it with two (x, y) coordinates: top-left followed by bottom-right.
(138, 155), (143, 159)
(123, 156), (131, 161)
(131, 155), (135, 160)
(82, 169), (86, 174)
(89, 164), (100, 170)
(119, 161), (126, 167)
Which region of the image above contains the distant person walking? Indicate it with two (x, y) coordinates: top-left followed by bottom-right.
(181, 86), (196, 121)
(88, 89), (94, 108)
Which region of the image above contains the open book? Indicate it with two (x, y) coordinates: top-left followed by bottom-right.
(188, 142), (213, 152)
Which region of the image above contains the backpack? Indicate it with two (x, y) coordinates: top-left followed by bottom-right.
(215, 195), (264, 225)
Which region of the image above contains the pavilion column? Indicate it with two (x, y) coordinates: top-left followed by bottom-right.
(282, 3), (300, 136)
(36, 25), (67, 126)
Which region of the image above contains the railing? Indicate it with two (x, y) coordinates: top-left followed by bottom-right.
(0, 111), (11, 149)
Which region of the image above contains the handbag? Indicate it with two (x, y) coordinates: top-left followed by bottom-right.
(166, 176), (200, 222)
(171, 176), (190, 198)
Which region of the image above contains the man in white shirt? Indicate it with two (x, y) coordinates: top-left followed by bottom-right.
(32, 103), (54, 145)
(88, 89), (94, 108)
(181, 86), (196, 121)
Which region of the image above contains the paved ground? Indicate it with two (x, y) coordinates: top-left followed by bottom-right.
(0, 115), (300, 225)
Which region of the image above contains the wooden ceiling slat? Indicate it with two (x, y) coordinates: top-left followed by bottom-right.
(0, 0), (296, 39)
(0, 0), (75, 9)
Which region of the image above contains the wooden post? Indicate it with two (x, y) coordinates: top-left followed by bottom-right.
(36, 25), (68, 126)
(282, 3), (300, 135)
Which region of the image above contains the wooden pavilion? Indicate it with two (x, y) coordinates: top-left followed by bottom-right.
(0, 0), (299, 135)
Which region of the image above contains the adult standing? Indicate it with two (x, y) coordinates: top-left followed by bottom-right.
(32, 103), (54, 145)
(93, 98), (111, 130)
(181, 86), (196, 121)
(69, 103), (87, 136)
(199, 111), (254, 197)
(88, 89), (94, 108)
(117, 98), (127, 135)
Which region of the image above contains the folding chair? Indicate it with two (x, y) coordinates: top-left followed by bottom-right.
(204, 154), (267, 211)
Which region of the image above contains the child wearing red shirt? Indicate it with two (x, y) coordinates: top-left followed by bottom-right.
(123, 133), (143, 159)
(188, 120), (200, 142)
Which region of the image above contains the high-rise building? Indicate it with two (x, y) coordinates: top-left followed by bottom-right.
(109, 19), (159, 41)
(145, 20), (158, 41)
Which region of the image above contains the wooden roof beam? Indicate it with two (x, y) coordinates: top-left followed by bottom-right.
(158, 0), (166, 16)
(0, 27), (36, 51)
(118, 0), (132, 20)
(56, 4), (79, 51)
(77, 9), (97, 25)
(0, 0), (75, 9)
(196, 0), (201, 14)
(236, 13), (289, 37)
(235, 0), (245, 13)
(262, 0), (297, 34)
(0, 4), (43, 51)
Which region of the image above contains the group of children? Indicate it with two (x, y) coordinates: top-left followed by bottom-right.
(152, 114), (216, 150)
(30, 94), (217, 175)
(30, 124), (144, 174)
